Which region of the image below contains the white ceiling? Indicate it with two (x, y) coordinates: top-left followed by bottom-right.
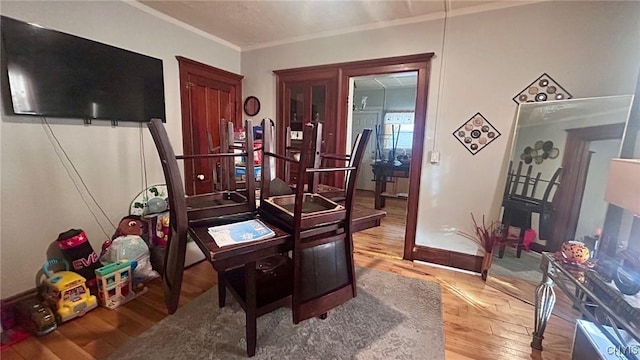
(354, 72), (417, 90)
(137, 0), (523, 50)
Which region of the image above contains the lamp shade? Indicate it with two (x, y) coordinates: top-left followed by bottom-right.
(604, 159), (640, 215)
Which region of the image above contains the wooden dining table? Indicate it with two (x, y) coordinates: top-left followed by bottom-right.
(190, 204), (386, 271)
(186, 203), (385, 356)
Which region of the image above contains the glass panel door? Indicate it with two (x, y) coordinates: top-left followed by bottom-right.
(311, 85), (326, 124)
(288, 86), (305, 131)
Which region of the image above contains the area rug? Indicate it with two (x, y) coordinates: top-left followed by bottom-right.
(489, 247), (543, 283)
(109, 267), (444, 360)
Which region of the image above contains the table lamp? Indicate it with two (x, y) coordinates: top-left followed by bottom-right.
(603, 158), (640, 295)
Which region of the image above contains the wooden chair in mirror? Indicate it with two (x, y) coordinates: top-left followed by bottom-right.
(499, 160), (562, 258)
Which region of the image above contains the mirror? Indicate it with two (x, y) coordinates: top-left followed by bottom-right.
(486, 95), (634, 320)
(243, 96), (261, 117)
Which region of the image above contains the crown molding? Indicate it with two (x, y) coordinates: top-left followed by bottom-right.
(124, 1), (241, 52)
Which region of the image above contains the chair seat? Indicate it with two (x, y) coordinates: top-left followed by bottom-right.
(261, 193), (346, 230)
(186, 192), (253, 220)
(502, 198), (540, 213)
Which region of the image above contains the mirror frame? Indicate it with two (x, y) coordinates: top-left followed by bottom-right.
(503, 95), (635, 253)
(243, 96), (261, 117)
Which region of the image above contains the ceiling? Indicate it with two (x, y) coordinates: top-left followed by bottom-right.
(354, 72), (417, 90)
(138, 0), (514, 50)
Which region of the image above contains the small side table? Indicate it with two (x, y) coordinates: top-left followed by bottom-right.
(532, 253), (639, 359)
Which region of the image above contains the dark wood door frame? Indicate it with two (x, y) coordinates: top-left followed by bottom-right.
(274, 53), (434, 262)
(177, 56), (243, 195)
(336, 54), (434, 261)
(548, 122), (625, 251)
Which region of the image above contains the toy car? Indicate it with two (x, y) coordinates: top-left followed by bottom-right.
(14, 298), (57, 336)
(41, 259), (98, 323)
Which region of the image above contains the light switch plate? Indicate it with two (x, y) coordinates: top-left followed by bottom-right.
(430, 151), (440, 164)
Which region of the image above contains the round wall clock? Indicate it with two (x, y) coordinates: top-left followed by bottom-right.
(243, 96), (261, 116)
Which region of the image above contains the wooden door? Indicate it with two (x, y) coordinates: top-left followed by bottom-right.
(282, 80), (334, 184)
(275, 68), (338, 186)
(177, 57), (243, 195)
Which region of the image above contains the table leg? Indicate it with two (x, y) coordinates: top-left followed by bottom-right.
(245, 261), (257, 357)
(531, 271), (556, 350)
(498, 245), (506, 258)
(217, 271), (226, 308)
(374, 177), (384, 209)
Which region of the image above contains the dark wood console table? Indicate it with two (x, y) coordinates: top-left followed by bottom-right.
(371, 162), (410, 209)
(532, 252), (640, 358)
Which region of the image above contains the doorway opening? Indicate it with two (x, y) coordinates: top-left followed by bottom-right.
(546, 122), (626, 251)
(336, 54), (432, 262)
(347, 72), (418, 259)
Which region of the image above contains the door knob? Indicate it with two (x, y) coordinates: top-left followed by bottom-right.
(196, 174), (205, 181)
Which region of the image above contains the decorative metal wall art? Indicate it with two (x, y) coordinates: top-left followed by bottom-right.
(520, 140), (560, 164)
(513, 73), (572, 104)
(453, 113), (500, 155)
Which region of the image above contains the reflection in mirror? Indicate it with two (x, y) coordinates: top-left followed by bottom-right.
(487, 95), (634, 321)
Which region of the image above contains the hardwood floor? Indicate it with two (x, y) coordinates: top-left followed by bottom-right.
(2, 193), (574, 359)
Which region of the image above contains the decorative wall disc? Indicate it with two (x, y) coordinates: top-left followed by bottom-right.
(519, 140), (559, 164)
(452, 113), (501, 155)
(513, 73), (572, 104)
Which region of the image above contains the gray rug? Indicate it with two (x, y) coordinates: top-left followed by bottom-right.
(109, 267), (444, 359)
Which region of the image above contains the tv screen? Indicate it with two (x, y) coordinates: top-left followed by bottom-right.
(1, 16), (166, 123)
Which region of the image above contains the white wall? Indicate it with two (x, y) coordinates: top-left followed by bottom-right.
(0, 1), (240, 298)
(241, 1), (640, 255)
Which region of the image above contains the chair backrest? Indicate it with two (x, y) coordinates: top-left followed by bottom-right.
(148, 118), (189, 314)
(149, 118), (259, 314)
(538, 166), (562, 240)
(260, 118), (297, 199)
(291, 123), (372, 324)
(283, 124), (323, 190)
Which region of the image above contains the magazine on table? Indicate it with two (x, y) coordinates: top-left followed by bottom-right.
(208, 219), (275, 247)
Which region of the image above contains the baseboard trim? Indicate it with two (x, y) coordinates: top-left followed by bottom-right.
(413, 245), (482, 273)
(1, 287), (41, 329)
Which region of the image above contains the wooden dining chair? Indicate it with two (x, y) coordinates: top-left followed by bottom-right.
(260, 120), (372, 324)
(147, 118), (193, 314)
(148, 118), (257, 313)
(291, 124), (371, 323)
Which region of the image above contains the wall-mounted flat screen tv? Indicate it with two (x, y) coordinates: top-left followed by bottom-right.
(1, 16), (165, 123)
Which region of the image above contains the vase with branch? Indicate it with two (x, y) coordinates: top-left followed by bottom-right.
(458, 213), (513, 281)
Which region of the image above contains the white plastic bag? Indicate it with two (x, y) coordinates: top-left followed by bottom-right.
(101, 235), (159, 282)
